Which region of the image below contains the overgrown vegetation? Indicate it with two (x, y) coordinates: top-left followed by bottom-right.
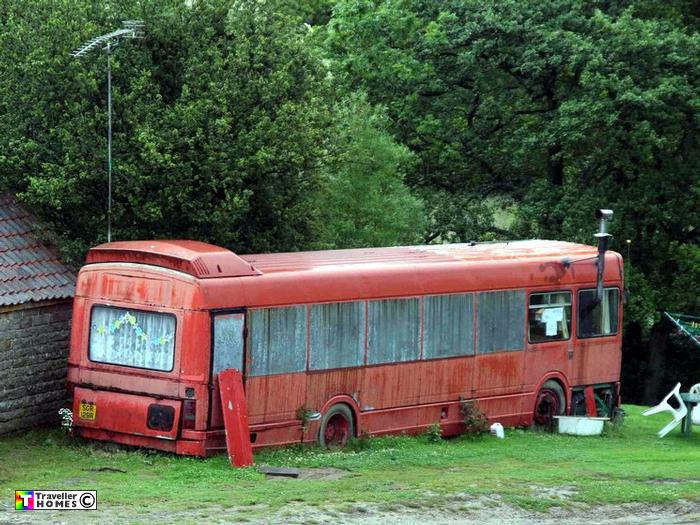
(424, 422), (443, 442)
(295, 405), (315, 432)
(0, 406), (698, 519)
(460, 399), (490, 436)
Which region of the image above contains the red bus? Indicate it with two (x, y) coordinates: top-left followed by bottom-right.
(67, 239), (623, 456)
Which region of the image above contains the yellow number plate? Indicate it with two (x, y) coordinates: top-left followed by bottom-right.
(79, 401), (96, 421)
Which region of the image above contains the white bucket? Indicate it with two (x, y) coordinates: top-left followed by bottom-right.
(554, 416), (608, 436)
(490, 422), (504, 438)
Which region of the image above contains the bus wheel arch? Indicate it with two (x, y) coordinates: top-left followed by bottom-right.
(319, 395), (360, 428)
(533, 376), (567, 430)
(318, 403), (355, 449)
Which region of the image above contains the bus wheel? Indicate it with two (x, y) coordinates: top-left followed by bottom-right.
(319, 404), (354, 449)
(534, 380), (565, 431)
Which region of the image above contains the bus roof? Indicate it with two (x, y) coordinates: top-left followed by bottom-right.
(83, 240), (623, 308)
(240, 240), (599, 273)
(87, 239), (603, 278)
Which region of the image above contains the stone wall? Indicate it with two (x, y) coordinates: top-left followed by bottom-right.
(0, 300), (72, 434)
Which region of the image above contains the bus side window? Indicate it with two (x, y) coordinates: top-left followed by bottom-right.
(310, 301), (365, 370)
(368, 298), (420, 364)
(423, 293), (474, 359)
(528, 291), (572, 343)
(478, 290), (526, 353)
(577, 288), (619, 338)
(249, 306), (307, 376)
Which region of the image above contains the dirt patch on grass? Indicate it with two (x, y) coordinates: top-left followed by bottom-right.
(295, 467), (350, 481)
(57, 476), (97, 486)
(261, 467), (350, 481)
(527, 484), (577, 500)
(645, 478), (700, 485)
(272, 498), (700, 524)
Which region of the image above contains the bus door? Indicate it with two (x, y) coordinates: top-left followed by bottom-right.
(570, 287), (622, 386)
(209, 310), (246, 428)
(522, 291), (573, 393)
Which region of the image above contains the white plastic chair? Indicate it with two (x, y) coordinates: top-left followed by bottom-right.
(642, 382), (688, 438)
(690, 383), (700, 426)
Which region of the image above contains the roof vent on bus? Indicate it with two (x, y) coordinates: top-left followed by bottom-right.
(86, 240), (262, 278)
(191, 257), (210, 276)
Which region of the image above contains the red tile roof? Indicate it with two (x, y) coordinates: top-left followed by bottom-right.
(0, 194), (75, 306)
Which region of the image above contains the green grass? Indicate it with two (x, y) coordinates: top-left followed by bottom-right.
(1, 405), (699, 519)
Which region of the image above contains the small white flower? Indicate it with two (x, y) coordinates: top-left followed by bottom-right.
(58, 408), (73, 432)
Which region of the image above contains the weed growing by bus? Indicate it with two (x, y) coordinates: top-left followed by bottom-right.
(460, 400), (489, 436)
(425, 423), (443, 442)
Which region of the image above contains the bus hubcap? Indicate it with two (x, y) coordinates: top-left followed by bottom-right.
(324, 414), (350, 447)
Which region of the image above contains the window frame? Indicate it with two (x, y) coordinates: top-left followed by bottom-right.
(88, 304), (177, 373)
(576, 287), (620, 339)
(309, 300), (366, 371)
(423, 293), (475, 360)
(247, 305), (308, 377)
(527, 290), (572, 344)
(210, 308), (247, 380)
(477, 289), (527, 353)
(367, 296), (422, 365)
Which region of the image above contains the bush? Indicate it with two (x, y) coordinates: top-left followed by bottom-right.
(424, 423), (442, 443)
(460, 399), (489, 436)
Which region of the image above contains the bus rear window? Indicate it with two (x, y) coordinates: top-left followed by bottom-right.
(89, 306), (176, 372)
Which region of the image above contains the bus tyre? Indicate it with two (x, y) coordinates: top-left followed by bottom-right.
(534, 380), (565, 431)
(319, 404), (354, 449)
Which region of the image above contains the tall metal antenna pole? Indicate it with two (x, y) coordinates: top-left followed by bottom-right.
(70, 21), (145, 243)
(106, 42), (113, 242)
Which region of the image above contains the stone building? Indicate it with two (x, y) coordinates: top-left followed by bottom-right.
(0, 194), (75, 434)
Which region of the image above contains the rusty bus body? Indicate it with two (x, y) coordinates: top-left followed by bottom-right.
(67, 240), (623, 456)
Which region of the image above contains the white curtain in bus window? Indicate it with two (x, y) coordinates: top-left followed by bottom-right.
(368, 298), (420, 364)
(423, 294), (474, 358)
(578, 288), (619, 338)
(249, 306), (307, 376)
(528, 291), (572, 342)
(212, 313), (245, 376)
(89, 306), (175, 371)
(310, 302), (365, 370)
(477, 290), (526, 353)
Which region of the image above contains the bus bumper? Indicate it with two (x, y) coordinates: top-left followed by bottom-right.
(74, 427), (210, 457)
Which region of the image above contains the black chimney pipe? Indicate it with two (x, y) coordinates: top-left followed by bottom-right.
(594, 209), (613, 302)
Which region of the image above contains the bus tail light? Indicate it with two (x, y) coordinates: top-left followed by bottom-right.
(183, 399), (196, 429)
(147, 404), (175, 431)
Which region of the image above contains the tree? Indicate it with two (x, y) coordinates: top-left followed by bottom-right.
(325, 0), (700, 319)
(0, 0), (426, 264)
(0, 0), (331, 259)
(316, 94), (425, 248)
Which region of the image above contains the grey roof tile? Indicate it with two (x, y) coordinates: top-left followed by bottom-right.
(0, 193), (75, 306)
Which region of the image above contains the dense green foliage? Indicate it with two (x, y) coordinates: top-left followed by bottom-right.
(324, 0), (700, 326)
(0, 0), (423, 263)
(0, 1), (698, 390)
